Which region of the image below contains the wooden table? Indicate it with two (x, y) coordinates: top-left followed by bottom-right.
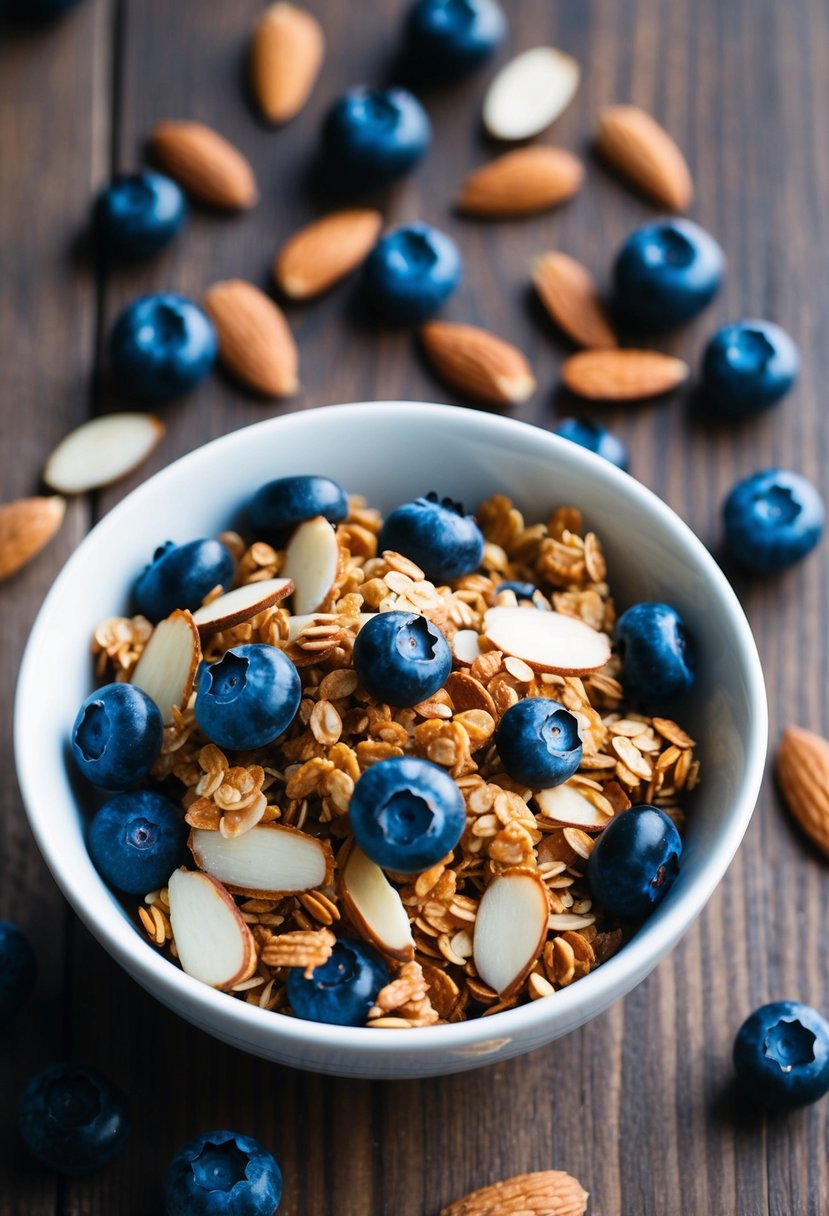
(1, 1), (827, 1211)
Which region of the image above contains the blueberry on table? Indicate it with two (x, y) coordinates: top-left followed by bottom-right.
(734, 1001), (829, 1111)
(71, 683), (163, 789)
(362, 223), (462, 325)
(377, 493), (484, 582)
(287, 938), (389, 1027)
(195, 644), (301, 751)
(587, 804), (682, 920)
(0, 921), (36, 1024)
(702, 320), (800, 418)
(88, 790), (186, 895)
(403, 0), (507, 82)
(614, 602), (695, 708)
(109, 293), (218, 400)
(613, 217), (725, 331)
(495, 697), (583, 788)
(164, 1129), (283, 1216)
(248, 474), (349, 540)
(320, 86), (431, 192)
(554, 418), (629, 471)
(723, 469), (825, 574)
(353, 610), (452, 707)
(18, 1062), (130, 1174)
(134, 537), (236, 623)
(95, 171), (186, 260)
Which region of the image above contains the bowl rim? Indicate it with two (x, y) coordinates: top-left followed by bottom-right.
(15, 400), (768, 1060)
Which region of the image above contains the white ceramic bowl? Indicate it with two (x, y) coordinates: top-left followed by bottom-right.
(15, 402), (767, 1079)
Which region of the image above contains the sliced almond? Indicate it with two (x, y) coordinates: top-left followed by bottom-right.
(250, 2), (325, 125)
(0, 496), (65, 581)
(167, 868), (257, 990)
(441, 1170), (589, 1216)
(596, 104), (693, 211)
(340, 844), (415, 963)
(452, 628), (482, 667)
(533, 252), (617, 349)
(483, 607), (610, 675)
(130, 609), (201, 725)
(190, 823), (333, 897)
(420, 321), (536, 406)
(472, 869), (549, 998)
(457, 147), (583, 218)
(204, 279), (298, 398)
(562, 349), (689, 401)
(275, 209), (382, 300)
(535, 782), (613, 831)
(151, 120), (258, 210)
(191, 577), (294, 635)
(43, 413), (164, 495)
(483, 47), (580, 141)
(282, 515), (340, 614)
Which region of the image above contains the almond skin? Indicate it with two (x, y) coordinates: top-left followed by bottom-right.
(0, 496), (66, 581)
(458, 147), (584, 217)
(596, 104), (693, 211)
(441, 1170), (589, 1216)
(204, 279), (298, 398)
(533, 251), (617, 348)
(420, 321), (536, 406)
(776, 725), (829, 856)
(562, 348), (689, 400)
(275, 209), (383, 299)
(151, 120), (258, 210)
(250, 3), (325, 125)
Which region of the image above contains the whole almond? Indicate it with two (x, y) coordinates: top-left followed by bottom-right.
(0, 496), (66, 581)
(204, 280), (298, 397)
(562, 348), (689, 400)
(533, 252), (617, 348)
(441, 1170), (589, 1216)
(458, 147), (584, 217)
(596, 104), (693, 211)
(420, 321), (536, 406)
(250, 3), (325, 125)
(151, 120), (258, 210)
(275, 209), (382, 300)
(776, 725), (829, 856)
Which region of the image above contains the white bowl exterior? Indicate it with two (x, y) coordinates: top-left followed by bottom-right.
(14, 402), (767, 1079)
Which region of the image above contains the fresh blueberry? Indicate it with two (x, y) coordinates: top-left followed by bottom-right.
(164, 1129), (282, 1216)
(353, 611), (451, 707)
(109, 293), (217, 400)
(321, 86), (431, 192)
(587, 805), (682, 920)
(134, 538), (236, 623)
(362, 223), (462, 325)
(554, 418), (629, 471)
(248, 474), (349, 541)
(88, 790), (187, 895)
(723, 469), (825, 574)
(733, 1001), (829, 1112)
(495, 697), (582, 788)
(95, 171), (186, 260)
(378, 492), (484, 581)
(702, 320), (800, 418)
(71, 683), (163, 790)
(348, 755), (466, 872)
(195, 644), (301, 751)
(287, 938), (389, 1028)
(615, 602), (695, 708)
(403, 0), (507, 82)
(613, 218), (725, 332)
(496, 580), (537, 601)
(0, 922), (36, 1024)
(18, 1063), (130, 1175)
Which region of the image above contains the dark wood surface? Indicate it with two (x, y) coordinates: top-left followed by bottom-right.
(2, 0), (828, 1212)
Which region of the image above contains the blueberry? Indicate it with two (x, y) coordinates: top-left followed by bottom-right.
(554, 418), (629, 471)
(164, 1129), (282, 1216)
(353, 611), (451, 707)
(321, 86), (431, 192)
(723, 469), (825, 574)
(615, 602), (695, 708)
(287, 938), (389, 1027)
(733, 1001), (829, 1112)
(348, 755), (466, 873)
(496, 580), (537, 601)
(587, 805), (682, 920)
(613, 218), (725, 332)
(248, 474), (349, 541)
(95, 171), (186, 260)
(71, 683), (163, 790)
(18, 1063), (130, 1175)
(702, 320), (800, 418)
(134, 538), (236, 623)
(0, 922), (36, 1024)
(495, 697), (582, 788)
(195, 644), (301, 751)
(88, 790), (186, 895)
(403, 0), (507, 82)
(109, 293), (217, 400)
(362, 223), (462, 325)
(378, 493), (484, 581)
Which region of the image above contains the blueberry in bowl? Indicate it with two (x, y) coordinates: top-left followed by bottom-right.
(587, 805), (682, 921)
(613, 217), (725, 332)
(377, 492), (484, 581)
(701, 320), (799, 418)
(71, 682), (163, 790)
(614, 602), (695, 709)
(722, 469), (825, 574)
(194, 644), (302, 750)
(134, 537), (236, 623)
(248, 474), (349, 540)
(495, 698), (583, 788)
(287, 939), (389, 1028)
(362, 223), (462, 325)
(88, 790), (187, 895)
(320, 86), (431, 193)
